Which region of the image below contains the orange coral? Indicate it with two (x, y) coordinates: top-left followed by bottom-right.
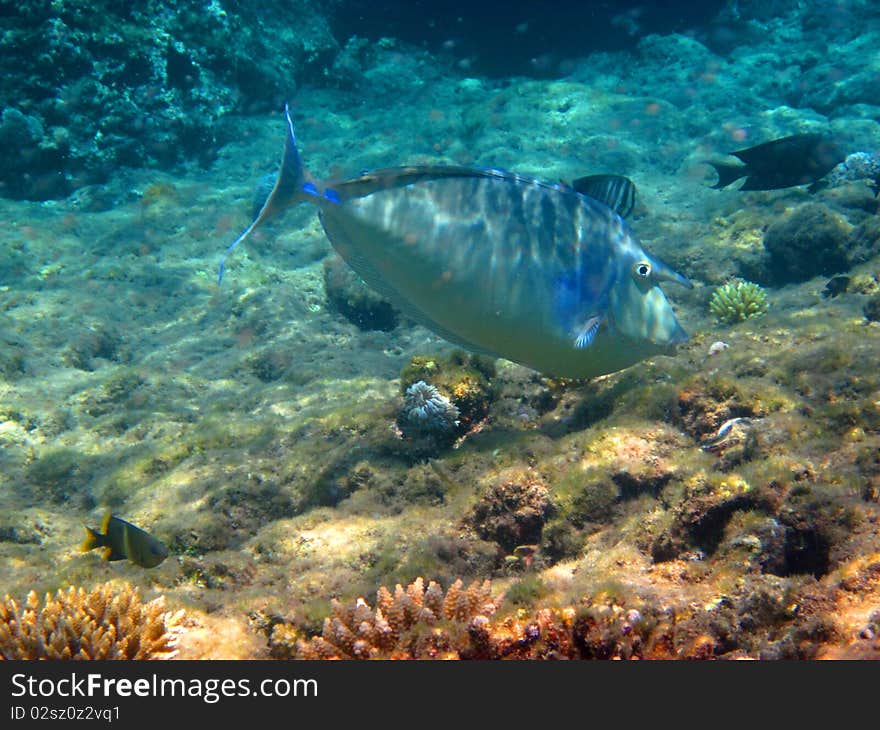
(272, 577), (674, 660)
(277, 577), (498, 659)
(0, 582), (184, 660)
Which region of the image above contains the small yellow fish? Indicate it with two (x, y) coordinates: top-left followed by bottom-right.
(81, 513), (168, 569)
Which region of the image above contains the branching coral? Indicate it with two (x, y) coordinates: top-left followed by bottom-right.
(0, 582), (185, 659)
(270, 577), (671, 660)
(709, 280), (769, 324)
(274, 577), (499, 659)
(269, 574), (845, 660)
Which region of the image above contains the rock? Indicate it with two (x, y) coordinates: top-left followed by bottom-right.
(763, 204), (853, 284)
(864, 294), (880, 323)
(323, 256), (399, 332)
(465, 469), (554, 553)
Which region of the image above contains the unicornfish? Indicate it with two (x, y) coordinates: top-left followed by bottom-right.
(218, 105), (692, 379)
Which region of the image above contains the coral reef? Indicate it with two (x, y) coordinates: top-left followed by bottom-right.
(826, 152), (880, 188)
(709, 280), (769, 324)
(269, 574), (851, 660)
(0, 0), (338, 200)
(0, 582), (184, 659)
(2, 0), (880, 666)
(864, 294), (880, 323)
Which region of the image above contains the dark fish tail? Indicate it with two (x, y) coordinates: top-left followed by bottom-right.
(707, 161), (748, 189)
(218, 103), (312, 283)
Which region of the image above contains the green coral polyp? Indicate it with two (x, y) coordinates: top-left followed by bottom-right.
(709, 281), (769, 324)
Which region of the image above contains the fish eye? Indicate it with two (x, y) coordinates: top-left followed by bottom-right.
(633, 261), (652, 279)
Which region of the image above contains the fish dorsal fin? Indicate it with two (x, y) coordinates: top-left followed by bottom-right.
(570, 174), (636, 217)
(318, 213), (501, 358)
(100, 511), (113, 534)
(731, 133), (824, 165)
(330, 164), (573, 202)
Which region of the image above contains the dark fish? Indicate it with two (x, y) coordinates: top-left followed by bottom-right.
(81, 512), (168, 568)
(821, 275), (850, 299)
(707, 133), (845, 192)
(570, 174), (636, 217)
(219, 106), (692, 380)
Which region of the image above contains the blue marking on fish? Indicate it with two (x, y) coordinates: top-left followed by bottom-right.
(218, 104), (692, 379)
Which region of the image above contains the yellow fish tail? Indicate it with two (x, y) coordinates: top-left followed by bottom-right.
(80, 525), (104, 553)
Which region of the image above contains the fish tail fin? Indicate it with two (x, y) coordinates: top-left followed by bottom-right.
(218, 103), (313, 284)
(80, 525), (104, 553)
(707, 161), (747, 189)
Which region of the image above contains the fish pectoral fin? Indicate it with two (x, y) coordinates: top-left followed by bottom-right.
(573, 316), (603, 349)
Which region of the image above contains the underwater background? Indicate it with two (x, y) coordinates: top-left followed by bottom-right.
(1, 0), (880, 659)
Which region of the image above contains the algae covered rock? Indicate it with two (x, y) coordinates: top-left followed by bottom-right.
(864, 294), (880, 323)
(763, 204), (853, 284)
(393, 352), (496, 456)
(323, 255), (399, 331)
(396, 380), (460, 452)
(400, 351), (496, 432)
(465, 469), (554, 553)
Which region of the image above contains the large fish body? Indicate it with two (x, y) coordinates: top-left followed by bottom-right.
(220, 107), (691, 379)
